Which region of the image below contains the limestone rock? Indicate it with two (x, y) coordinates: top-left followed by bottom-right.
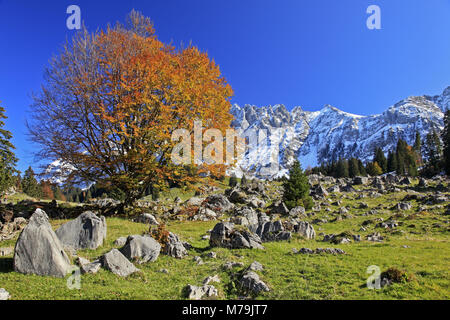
(13, 209), (73, 278)
(55, 211), (106, 250)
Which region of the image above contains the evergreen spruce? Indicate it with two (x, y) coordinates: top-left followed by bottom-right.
(229, 176), (238, 187)
(0, 102), (18, 194)
(282, 161), (313, 210)
(21, 166), (42, 198)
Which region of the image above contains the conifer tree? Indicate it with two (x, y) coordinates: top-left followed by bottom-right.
(348, 158), (360, 178)
(0, 102), (18, 194)
(373, 147), (387, 173)
(229, 176), (238, 187)
(282, 161), (313, 210)
(335, 158), (349, 178)
(22, 166), (42, 198)
(422, 130), (443, 176)
(387, 151), (397, 173)
(241, 174), (248, 186)
(366, 161), (383, 176)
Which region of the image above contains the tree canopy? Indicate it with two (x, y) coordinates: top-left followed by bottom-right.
(28, 11), (233, 207)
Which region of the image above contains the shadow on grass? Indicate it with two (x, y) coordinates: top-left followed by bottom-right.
(0, 257), (13, 273)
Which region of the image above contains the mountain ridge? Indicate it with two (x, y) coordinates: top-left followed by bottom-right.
(229, 86), (449, 179)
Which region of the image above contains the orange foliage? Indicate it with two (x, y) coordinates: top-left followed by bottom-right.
(29, 11), (234, 205)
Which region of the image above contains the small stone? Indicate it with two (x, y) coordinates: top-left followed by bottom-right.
(193, 256), (204, 265)
(249, 261), (264, 271)
(0, 288), (10, 300)
(203, 274), (220, 285)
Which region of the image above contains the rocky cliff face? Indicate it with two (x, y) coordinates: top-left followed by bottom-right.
(229, 87), (448, 179)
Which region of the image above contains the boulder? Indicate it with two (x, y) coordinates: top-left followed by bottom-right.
(184, 284), (218, 300)
(269, 202), (289, 215)
(192, 207), (217, 221)
(120, 235), (161, 264)
(55, 211), (106, 250)
(203, 275), (220, 285)
(255, 221), (291, 242)
(13, 209), (73, 278)
(164, 232), (188, 258)
(135, 213), (159, 225)
(293, 221), (316, 239)
(392, 202), (412, 211)
(205, 194), (234, 212)
(91, 198), (120, 208)
(239, 271), (270, 295)
(209, 222), (264, 249)
(249, 261), (264, 271)
(185, 197), (205, 207)
(353, 176), (368, 185)
(101, 249), (140, 277)
(227, 188), (248, 204)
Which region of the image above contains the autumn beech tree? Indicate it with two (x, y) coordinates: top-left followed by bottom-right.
(28, 11), (233, 210)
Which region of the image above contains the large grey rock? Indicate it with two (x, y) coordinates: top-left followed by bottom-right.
(0, 288), (10, 300)
(353, 176), (368, 185)
(239, 271), (270, 295)
(101, 249), (140, 277)
(255, 221), (291, 242)
(293, 221), (316, 239)
(210, 222), (264, 249)
(164, 232), (188, 258)
(184, 284), (218, 300)
(269, 202), (289, 215)
(55, 211), (106, 249)
(227, 188), (248, 204)
(135, 213), (159, 225)
(289, 206), (306, 217)
(13, 209), (73, 278)
(185, 197), (205, 207)
(120, 235), (161, 264)
(205, 194), (234, 212)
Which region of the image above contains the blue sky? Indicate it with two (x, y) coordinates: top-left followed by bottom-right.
(0, 0), (449, 173)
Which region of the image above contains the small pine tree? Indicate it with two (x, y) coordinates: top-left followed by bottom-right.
(22, 166), (42, 198)
(241, 174), (248, 186)
(282, 161), (313, 210)
(229, 176), (238, 187)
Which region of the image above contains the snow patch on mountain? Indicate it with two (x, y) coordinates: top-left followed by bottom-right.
(229, 87), (447, 179)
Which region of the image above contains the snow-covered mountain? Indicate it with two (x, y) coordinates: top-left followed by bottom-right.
(229, 86), (449, 179)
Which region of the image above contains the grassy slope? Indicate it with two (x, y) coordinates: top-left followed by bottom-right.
(0, 181), (449, 300)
